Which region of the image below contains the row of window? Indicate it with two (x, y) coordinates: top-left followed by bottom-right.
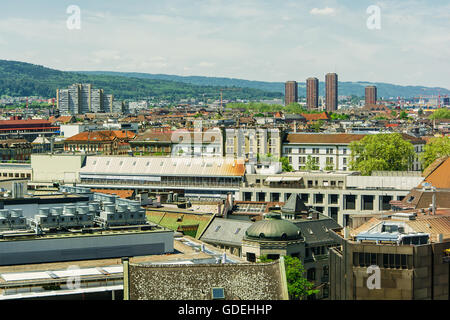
(353, 252), (413, 269)
(1, 172), (31, 178)
(285, 148), (347, 155)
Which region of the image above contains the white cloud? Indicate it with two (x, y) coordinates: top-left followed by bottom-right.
(310, 7), (335, 16)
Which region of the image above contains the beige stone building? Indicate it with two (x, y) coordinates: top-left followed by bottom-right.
(329, 210), (450, 300)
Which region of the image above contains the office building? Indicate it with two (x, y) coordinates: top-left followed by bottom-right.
(306, 77), (319, 110)
(325, 73), (338, 112)
(329, 210), (450, 300)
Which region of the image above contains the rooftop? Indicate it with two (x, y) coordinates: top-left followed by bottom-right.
(80, 156), (246, 177)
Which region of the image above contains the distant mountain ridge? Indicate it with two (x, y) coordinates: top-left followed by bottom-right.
(0, 60), (281, 101)
(79, 71), (450, 99)
(0, 59), (448, 101)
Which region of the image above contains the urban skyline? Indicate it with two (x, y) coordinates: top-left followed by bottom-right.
(0, 0), (449, 306)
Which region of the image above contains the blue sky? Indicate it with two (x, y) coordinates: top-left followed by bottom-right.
(0, 0), (449, 88)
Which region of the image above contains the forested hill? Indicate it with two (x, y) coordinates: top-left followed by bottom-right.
(0, 60), (282, 101)
(80, 71), (450, 98)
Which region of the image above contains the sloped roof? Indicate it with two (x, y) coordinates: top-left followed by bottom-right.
(421, 156), (450, 189)
(401, 188), (450, 209)
(80, 156), (246, 177)
(281, 194), (308, 214)
(127, 259), (288, 300)
(0, 119), (51, 126)
(286, 133), (366, 144)
(293, 216), (341, 245)
(65, 130), (135, 142)
(91, 189), (134, 199)
(301, 112), (329, 121)
(133, 131), (173, 143)
(200, 217), (252, 247)
(406, 216), (450, 241)
(49, 115), (74, 124)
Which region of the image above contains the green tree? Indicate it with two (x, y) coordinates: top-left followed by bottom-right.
(258, 255), (318, 300)
(284, 256), (319, 300)
(349, 133), (415, 175)
(418, 108), (424, 116)
(399, 110), (408, 120)
(305, 155), (319, 171)
(429, 108), (450, 120)
(391, 110), (397, 117)
(280, 157), (293, 172)
(420, 136), (450, 170)
(310, 120), (324, 133)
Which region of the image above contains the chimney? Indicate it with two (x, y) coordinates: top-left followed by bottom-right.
(227, 192), (234, 208)
(343, 227), (350, 239)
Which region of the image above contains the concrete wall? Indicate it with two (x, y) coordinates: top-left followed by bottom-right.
(329, 238), (450, 300)
(31, 154), (86, 184)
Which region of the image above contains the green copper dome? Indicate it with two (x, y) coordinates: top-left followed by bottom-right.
(245, 219), (302, 241)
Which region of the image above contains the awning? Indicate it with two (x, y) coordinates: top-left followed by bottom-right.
(265, 177), (282, 183)
(281, 177), (302, 182)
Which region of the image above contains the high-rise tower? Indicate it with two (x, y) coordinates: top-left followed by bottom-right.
(306, 77), (319, 110)
(285, 81), (298, 106)
(325, 73), (338, 112)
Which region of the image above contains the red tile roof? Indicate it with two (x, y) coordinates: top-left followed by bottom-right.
(301, 112), (329, 121)
(65, 130), (135, 142)
(0, 119), (51, 126)
(91, 189), (134, 199)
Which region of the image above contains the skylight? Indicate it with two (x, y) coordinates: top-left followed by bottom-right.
(211, 287), (225, 300)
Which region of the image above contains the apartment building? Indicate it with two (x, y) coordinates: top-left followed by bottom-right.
(282, 133), (426, 172)
(365, 86), (377, 105)
(57, 84), (121, 115)
(285, 81), (298, 105)
(325, 73), (338, 112)
(283, 133), (365, 171)
(306, 77), (319, 110)
(225, 128), (281, 161)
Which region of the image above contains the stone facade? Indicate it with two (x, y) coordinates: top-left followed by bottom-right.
(127, 260), (288, 300)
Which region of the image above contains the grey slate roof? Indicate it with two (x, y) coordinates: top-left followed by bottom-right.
(200, 217), (252, 247)
(293, 214), (341, 245)
(282, 194), (308, 214)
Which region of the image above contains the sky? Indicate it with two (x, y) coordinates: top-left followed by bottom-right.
(0, 0), (449, 88)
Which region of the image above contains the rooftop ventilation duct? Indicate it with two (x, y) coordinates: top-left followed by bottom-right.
(39, 208), (50, 217)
